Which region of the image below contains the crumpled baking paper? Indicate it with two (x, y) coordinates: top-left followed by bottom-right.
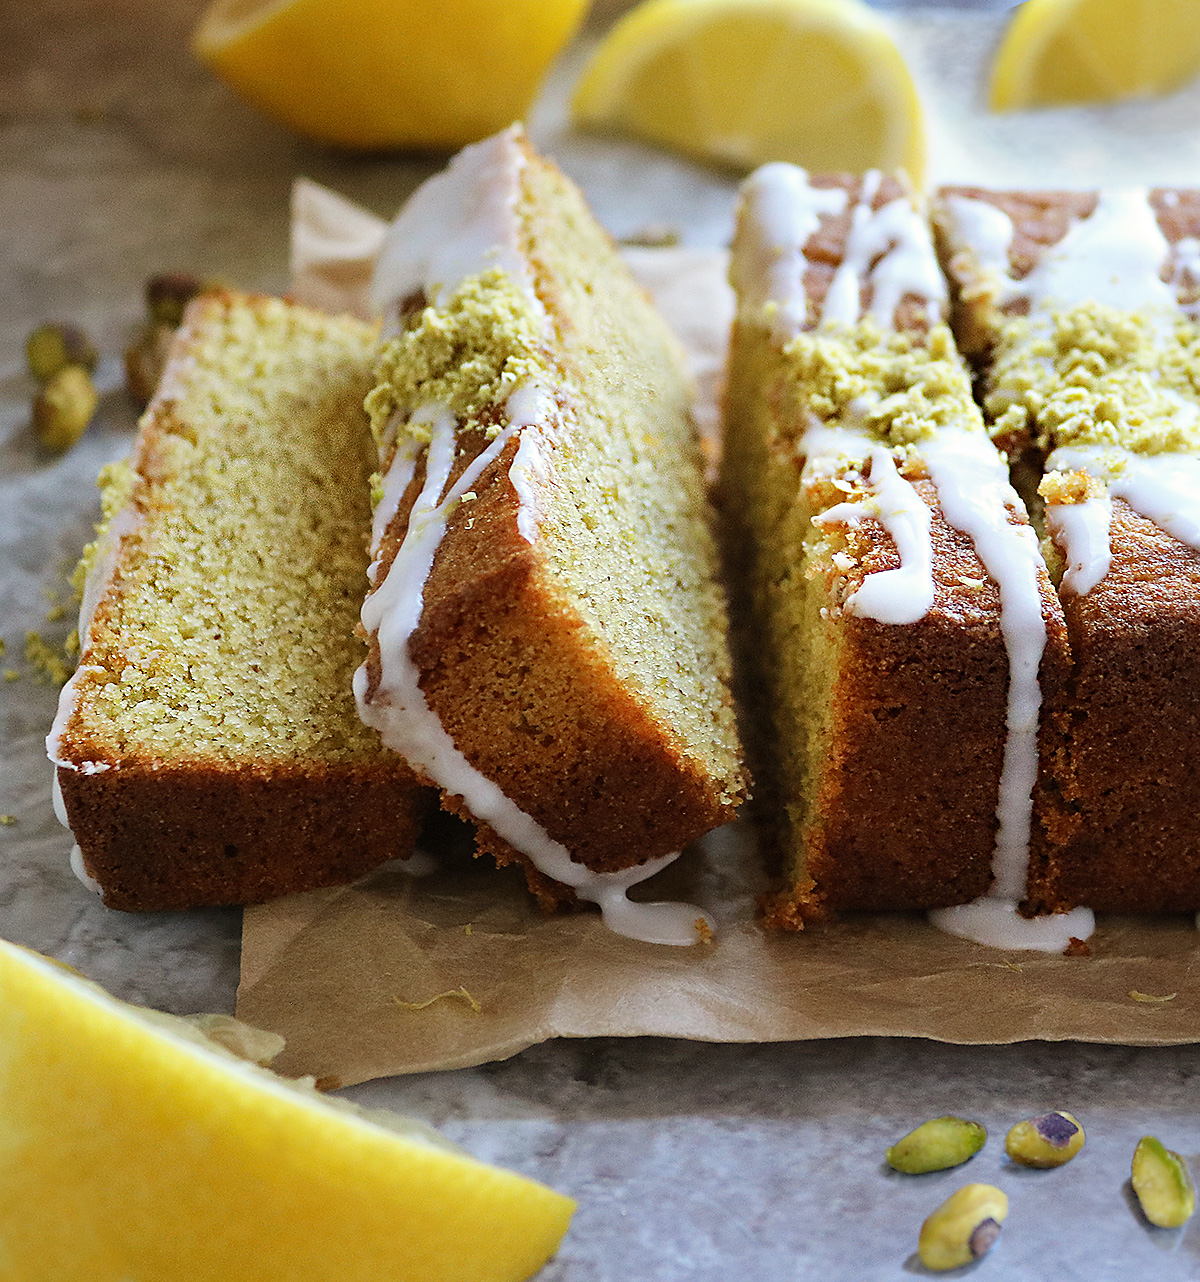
(236, 180), (1200, 1086)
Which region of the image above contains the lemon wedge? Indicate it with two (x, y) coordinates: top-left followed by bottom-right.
(0, 939), (574, 1282)
(571, 0), (924, 182)
(990, 0), (1200, 110)
(193, 0), (588, 149)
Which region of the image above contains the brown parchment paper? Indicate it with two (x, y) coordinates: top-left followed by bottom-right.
(237, 181), (1200, 1086)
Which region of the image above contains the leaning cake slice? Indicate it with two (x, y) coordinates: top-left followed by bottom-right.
(724, 165), (1084, 949)
(935, 185), (1200, 912)
(49, 291), (424, 910)
(356, 127), (746, 945)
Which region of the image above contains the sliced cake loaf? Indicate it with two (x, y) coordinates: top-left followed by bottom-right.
(935, 186), (1200, 912)
(49, 291), (424, 911)
(355, 127), (746, 945)
(724, 165), (1087, 949)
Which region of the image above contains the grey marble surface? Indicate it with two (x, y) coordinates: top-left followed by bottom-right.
(4, 2), (1200, 1278)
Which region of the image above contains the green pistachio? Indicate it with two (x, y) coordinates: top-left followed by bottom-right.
(33, 365), (98, 451)
(145, 271), (202, 326)
(1005, 1111), (1085, 1168)
(886, 1116), (987, 1174)
(918, 1183), (1008, 1271)
(1132, 1136), (1196, 1228)
(26, 323), (98, 382)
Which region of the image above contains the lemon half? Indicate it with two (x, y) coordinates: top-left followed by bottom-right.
(990, 0), (1200, 111)
(571, 0), (925, 182)
(0, 939), (574, 1282)
(194, 0), (589, 149)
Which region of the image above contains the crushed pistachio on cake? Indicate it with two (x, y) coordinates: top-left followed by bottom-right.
(366, 269), (549, 455)
(781, 324), (977, 450)
(987, 304), (1200, 455)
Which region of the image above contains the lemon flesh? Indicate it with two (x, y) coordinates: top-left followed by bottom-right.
(193, 0), (589, 149)
(0, 940), (574, 1282)
(571, 0), (924, 183)
(990, 0), (1200, 110)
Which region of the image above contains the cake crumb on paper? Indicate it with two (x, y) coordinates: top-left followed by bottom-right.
(394, 986), (482, 1014)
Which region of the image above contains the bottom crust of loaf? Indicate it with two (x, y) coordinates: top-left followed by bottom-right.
(59, 763), (426, 912)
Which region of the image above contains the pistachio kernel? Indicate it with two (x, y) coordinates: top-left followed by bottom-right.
(124, 322), (177, 407)
(886, 1115), (987, 1175)
(1005, 1110), (1085, 1168)
(26, 323), (98, 382)
(918, 1183), (1008, 1271)
(145, 271), (202, 326)
(32, 365), (98, 451)
(1131, 1136), (1196, 1228)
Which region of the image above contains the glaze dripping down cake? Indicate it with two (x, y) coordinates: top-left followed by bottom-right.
(935, 185), (1200, 912)
(48, 291), (425, 911)
(723, 165), (1090, 950)
(355, 127), (746, 945)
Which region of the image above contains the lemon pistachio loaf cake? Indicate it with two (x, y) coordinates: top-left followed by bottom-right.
(935, 185), (1200, 912)
(355, 127), (746, 945)
(48, 291), (424, 911)
(724, 165), (1091, 950)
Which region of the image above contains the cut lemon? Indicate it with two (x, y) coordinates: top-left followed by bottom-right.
(0, 939), (574, 1282)
(193, 0), (589, 150)
(990, 0), (1200, 111)
(571, 0), (925, 183)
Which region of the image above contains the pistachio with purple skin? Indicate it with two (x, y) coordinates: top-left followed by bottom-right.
(918, 1183), (1008, 1271)
(1005, 1110), (1085, 1168)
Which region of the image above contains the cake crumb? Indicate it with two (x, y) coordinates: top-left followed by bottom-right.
(394, 986), (482, 1014)
(1129, 990), (1177, 1003)
(1064, 936), (1091, 957)
(463, 923), (473, 936)
(24, 631), (74, 686)
(694, 916), (714, 945)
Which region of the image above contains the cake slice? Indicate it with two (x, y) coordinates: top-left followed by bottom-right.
(935, 185), (1200, 912)
(355, 126), (746, 945)
(48, 291), (424, 911)
(724, 165), (1084, 948)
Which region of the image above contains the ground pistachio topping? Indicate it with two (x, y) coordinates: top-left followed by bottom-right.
(365, 267), (549, 453)
(987, 303), (1200, 455)
(781, 322), (977, 448)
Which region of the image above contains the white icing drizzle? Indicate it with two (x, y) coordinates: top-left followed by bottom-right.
(929, 899), (1095, 953)
(823, 172), (947, 329)
(69, 844), (104, 898)
(356, 402), (709, 945)
(1044, 444), (1200, 596)
(922, 429), (1049, 902)
(814, 445), (934, 626)
(505, 385), (556, 545)
(732, 163), (848, 342)
(948, 188), (1176, 315)
(369, 126), (532, 320)
(1045, 496), (1113, 597)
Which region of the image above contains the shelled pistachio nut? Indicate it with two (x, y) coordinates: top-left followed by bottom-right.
(1131, 1136), (1196, 1228)
(33, 365), (98, 451)
(886, 1116), (987, 1174)
(26, 323), (98, 383)
(145, 271), (202, 326)
(1005, 1111), (1085, 1168)
(918, 1183), (1008, 1271)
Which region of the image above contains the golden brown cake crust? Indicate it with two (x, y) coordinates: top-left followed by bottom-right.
(57, 763), (424, 912)
(1037, 500), (1200, 912)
